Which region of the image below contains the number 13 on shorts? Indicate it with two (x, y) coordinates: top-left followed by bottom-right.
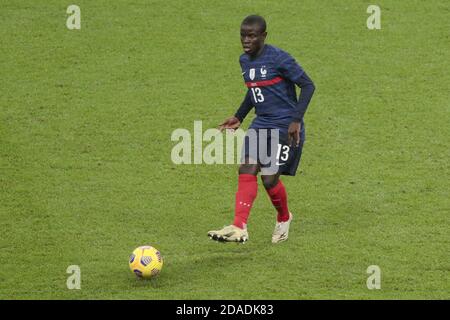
(276, 143), (290, 165)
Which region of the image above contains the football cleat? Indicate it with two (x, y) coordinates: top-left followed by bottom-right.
(208, 225), (249, 243)
(272, 212), (293, 244)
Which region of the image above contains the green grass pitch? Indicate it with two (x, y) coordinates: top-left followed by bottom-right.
(0, 0), (449, 299)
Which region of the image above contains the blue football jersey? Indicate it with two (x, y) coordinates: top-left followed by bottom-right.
(239, 45), (306, 133)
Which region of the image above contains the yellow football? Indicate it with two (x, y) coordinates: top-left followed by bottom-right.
(129, 245), (163, 279)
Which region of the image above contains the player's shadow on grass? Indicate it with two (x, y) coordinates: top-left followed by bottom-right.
(128, 252), (254, 290)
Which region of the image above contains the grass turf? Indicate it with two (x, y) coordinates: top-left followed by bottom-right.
(0, 0), (449, 299)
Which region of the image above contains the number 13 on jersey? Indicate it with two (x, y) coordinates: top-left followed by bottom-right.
(250, 88), (264, 103)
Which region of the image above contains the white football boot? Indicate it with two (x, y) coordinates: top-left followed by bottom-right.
(272, 212), (293, 244)
(208, 225), (249, 243)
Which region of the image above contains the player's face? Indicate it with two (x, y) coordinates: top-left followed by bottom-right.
(240, 24), (267, 56)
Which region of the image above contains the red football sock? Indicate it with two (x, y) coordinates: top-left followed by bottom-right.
(266, 180), (290, 222)
(233, 174), (258, 229)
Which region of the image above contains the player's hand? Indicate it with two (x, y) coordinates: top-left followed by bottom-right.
(219, 116), (241, 132)
(287, 121), (301, 147)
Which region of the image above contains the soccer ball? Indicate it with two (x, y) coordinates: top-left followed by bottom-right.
(129, 245), (163, 279)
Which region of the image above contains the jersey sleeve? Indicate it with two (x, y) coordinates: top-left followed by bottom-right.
(234, 90), (253, 122)
(275, 51), (305, 84)
(276, 51), (315, 121)
(293, 71), (315, 121)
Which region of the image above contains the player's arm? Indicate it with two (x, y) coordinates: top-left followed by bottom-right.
(277, 53), (315, 120)
(291, 71), (315, 121)
(234, 90), (253, 123)
(219, 90), (253, 131)
(276, 53), (316, 145)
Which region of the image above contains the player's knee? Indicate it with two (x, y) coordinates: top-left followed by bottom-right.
(239, 164), (259, 175)
(261, 175), (279, 190)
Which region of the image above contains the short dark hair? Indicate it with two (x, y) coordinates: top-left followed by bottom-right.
(241, 15), (266, 33)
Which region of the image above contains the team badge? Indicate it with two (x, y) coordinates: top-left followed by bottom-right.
(260, 66), (267, 78)
(249, 68), (256, 80)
